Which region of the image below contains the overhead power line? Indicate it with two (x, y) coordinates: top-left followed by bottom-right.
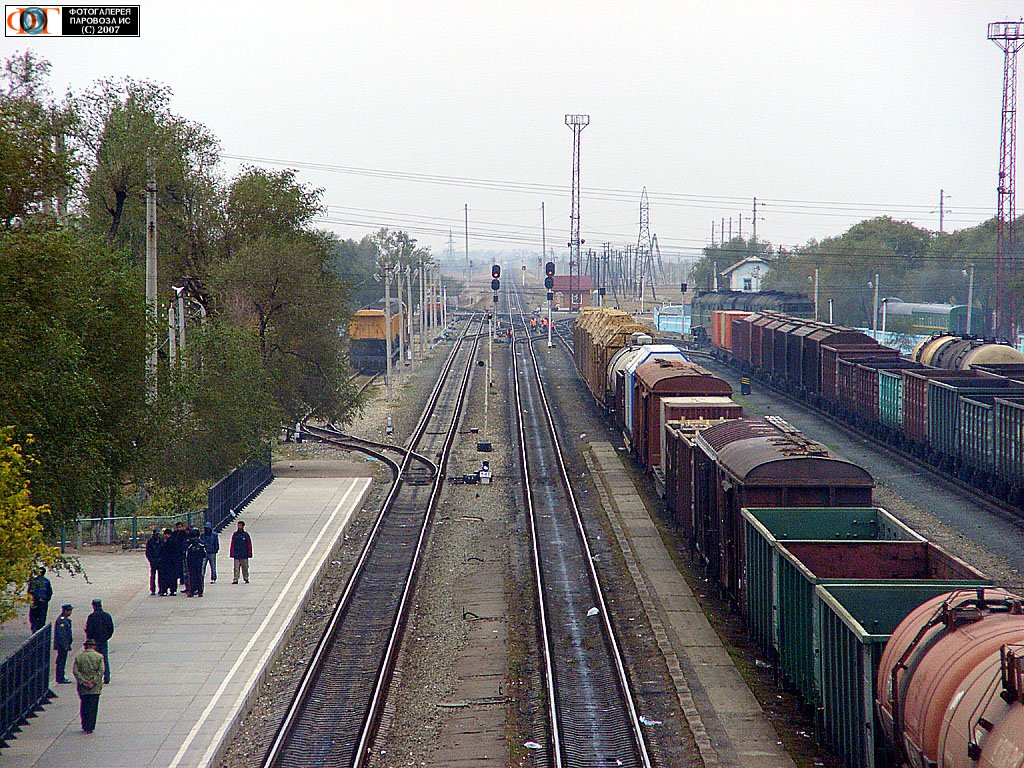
(222, 152), (994, 219)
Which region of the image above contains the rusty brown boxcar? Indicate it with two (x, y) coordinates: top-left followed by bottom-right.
(664, 418), (735, 548)
(633, 360), (733, 472)
(901, 368), (980, 446)
(820, 343), (898, 405)
(693, 417), (874, 600)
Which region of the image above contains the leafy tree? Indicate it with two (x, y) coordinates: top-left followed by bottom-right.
(329, 234), (382, 310)
(141, 319), (280, 509)
(73, 77), (221, 282)
(0, 51), (75, 227)
(208, 169), (358, 424)
(0, 228), (145, 521)
(224, 166), (320, 249)
(0, 428), (60, 623)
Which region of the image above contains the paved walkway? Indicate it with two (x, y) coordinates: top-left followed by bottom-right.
(586, 442), (796, 768)
(1, 475), (371, 768)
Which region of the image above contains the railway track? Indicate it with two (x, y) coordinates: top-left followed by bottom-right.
(506, 286), (652, 768)
(263, 315), (483, 768)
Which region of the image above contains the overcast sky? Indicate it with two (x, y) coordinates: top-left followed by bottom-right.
(9, 1), (1024, 261)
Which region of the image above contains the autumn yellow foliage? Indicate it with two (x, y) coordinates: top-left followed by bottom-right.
(0, 427), (59, 624)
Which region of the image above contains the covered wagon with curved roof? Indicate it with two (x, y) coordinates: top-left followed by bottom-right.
(693, 417), (874, 598)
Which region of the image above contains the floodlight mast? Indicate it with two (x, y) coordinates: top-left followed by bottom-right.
(566, 114), (589, 313)
(988, 21), (1024, 340)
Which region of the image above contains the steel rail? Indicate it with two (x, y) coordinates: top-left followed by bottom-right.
(349, 315), (481, 767)
(508, 285), (652, 767)
(509, 291), (564, 768)
(262, 316), (481, 768)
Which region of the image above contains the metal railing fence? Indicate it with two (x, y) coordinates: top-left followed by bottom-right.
(0, 625), (51, 748)
(206, 449), (273, 532)
(55, 449), (274, 550)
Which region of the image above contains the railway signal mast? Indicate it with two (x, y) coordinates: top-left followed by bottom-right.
(566, 114), (589, 314)
(989, 21), (1024, 341)
(545, 261), (556, 348)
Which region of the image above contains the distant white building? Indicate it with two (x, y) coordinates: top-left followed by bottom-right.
(720, 256), (769, 292)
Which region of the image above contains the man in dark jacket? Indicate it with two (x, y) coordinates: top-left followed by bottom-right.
(84, 598), (114, 684)
(144, 528), (160, 595)
(53, 604), (73, 683)
(184, 530), (207, 597)
(200, 523), (219, 582)
(28, 567), (53, 633)
(156, 528), (177, 596)
(229, 520), (253, 584)
(171, 522), (188, 588)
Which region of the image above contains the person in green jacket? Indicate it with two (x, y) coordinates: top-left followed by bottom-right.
(73, 639), (104, 733)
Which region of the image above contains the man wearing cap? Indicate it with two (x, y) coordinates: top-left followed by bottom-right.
(84, 599), (114, 684)
(73, 639), (104, 733)
(53, 604), (73, 684)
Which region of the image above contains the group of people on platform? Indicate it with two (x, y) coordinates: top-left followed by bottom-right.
(24, 518), (255, 734)
(144, 519), (253, 597)
(28, 569), (117, 733)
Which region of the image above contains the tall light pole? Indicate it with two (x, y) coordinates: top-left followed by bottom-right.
(145, 154), (158, 398)
(870, 275), (880, 341)
(964, 265), (975, 335)
(419, 256), (426, 357)
(381, 253), (393, 401)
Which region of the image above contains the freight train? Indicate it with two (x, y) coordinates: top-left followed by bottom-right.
(689, 289), (815, 341)
(707, 309), (1024, 508)
(570, 306), (1024, 768)
(348, 300), (404, 373)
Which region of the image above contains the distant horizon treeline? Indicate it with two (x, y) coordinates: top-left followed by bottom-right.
(690, 215), (1023, 332)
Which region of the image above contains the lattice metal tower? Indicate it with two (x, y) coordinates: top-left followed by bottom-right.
(636, 188), (657, 301)
(566, 114), (589, 311)
(989, 21), (1024, 339)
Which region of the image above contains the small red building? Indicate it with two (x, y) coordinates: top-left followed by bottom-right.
(551, 275), (593, 311)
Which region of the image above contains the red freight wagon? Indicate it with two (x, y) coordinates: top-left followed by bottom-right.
(658, 397), (742, 478)
(771, 321), (801, 380)
(711, 310), (753, 352)
(750, 314), (779, 369)
(800, 328), (876, 396)
(759, 318), (788, 374)
(786, 322), (829, 391)
(820, 344), (898, 405)
(778, 318), (819, 387)
(839, 357), (922, 423)
(902, 369), (981, 445)
(664, 418), (735, 547)
(633, 360), (733, 471)
(731, 313), (761, 366)
(694, 417), (874, 597)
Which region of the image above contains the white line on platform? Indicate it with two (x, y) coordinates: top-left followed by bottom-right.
(167, 477), (371, 768)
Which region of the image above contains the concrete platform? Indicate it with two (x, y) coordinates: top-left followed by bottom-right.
(1, 475), (371, 768)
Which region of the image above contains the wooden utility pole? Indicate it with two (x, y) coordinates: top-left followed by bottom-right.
(145, 154), (158, 398)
